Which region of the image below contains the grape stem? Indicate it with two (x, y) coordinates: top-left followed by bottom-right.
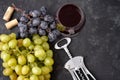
(15, 47), (22, 53)
(11, 3), (31, 20)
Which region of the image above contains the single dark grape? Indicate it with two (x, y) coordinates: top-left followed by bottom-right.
(20, 16), (29, 23)
(33, 10), (41, 16)
(44, 15), (54, 23)
(29, 28), (37, 34)
(38, 29), (46, 36)
(19, 24), (27, 32)
(29, 10), (41, 17)
(40, 6), (47, 16)
(20, 32), (28, 38)
(48, 32), (57, 42)
(18, 22), (27, 33)
(40, 21), (48, 29)
(32, 18), (40, 26)
(18, 22), (25, 27)
(50, 22), (56, 29)
(52, 29), (60, 36)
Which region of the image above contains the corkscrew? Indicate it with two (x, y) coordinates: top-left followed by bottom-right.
(55, 37), (96, 80)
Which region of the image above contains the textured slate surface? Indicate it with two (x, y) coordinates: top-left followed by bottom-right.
(0, 0), (120, 80)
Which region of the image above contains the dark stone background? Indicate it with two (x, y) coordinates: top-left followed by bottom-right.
(0, 0), (120, 80)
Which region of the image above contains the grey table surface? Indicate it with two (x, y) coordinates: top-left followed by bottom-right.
(0, 0), (120, 80)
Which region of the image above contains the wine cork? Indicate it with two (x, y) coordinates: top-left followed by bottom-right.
(5, 19), (18, 29)
(3, 6), (14, 21)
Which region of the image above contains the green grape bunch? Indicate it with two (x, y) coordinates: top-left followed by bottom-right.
(0, 33), (54, 80)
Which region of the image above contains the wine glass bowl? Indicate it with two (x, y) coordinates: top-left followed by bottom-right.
(56, 4), (85, 37)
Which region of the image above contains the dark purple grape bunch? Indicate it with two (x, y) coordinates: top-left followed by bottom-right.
(17, 6), (61, 42)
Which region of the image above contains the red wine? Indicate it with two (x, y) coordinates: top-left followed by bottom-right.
(58, 4), (81, 27)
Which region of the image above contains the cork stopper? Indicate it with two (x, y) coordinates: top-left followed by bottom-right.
(3, 6), (14, 21)
(5, 19), (18, 29)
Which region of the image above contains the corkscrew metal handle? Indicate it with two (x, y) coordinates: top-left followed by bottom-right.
(55, 37), (72, 59)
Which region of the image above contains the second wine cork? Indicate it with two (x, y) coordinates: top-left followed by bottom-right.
(5, 19), (18, 29)
(3, 6), (14, 21)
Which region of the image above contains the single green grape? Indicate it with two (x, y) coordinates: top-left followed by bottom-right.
(2, 43), (9, 51)
(9, 33), (16, 39)
(30, 75), (39, 80)
(29, 44), (34, 50)
(32, 66), (41, 75)
(15, 65), (22, 75)
(9, 72), (17, 80)
(18, 55), (26, 65)
(0, 34), (11, 43)
(17, 75), (25, 80)
(46, 50), (53, 58)
(44, 57), (54, 66)
(17, 39), (23, 47)
(22, 65), (30, 75)
(44, 73), (51, 80)
(34, 49), (46, 60)
(3, 68), (13, 76)
(2, 62), (9, 68)
(8, 57), (17, 66)
(1, 53), (10, 62)
(1, 51), (9, 59)
(32, 34), (40, 40)
(34, 45), (43, 51)
(42, 42), (50, 51)
(23, 38), (31, 47)
(38, 75), (44, 80)
(27, 54), (35, 63)
(41, 36), (48, 42)
(34, 38), (43, 45)
(56, 23), (66, 31)
(48, 66), (53, 72)
(8, 39), (17, 48)
(41, 66), (50, 75)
